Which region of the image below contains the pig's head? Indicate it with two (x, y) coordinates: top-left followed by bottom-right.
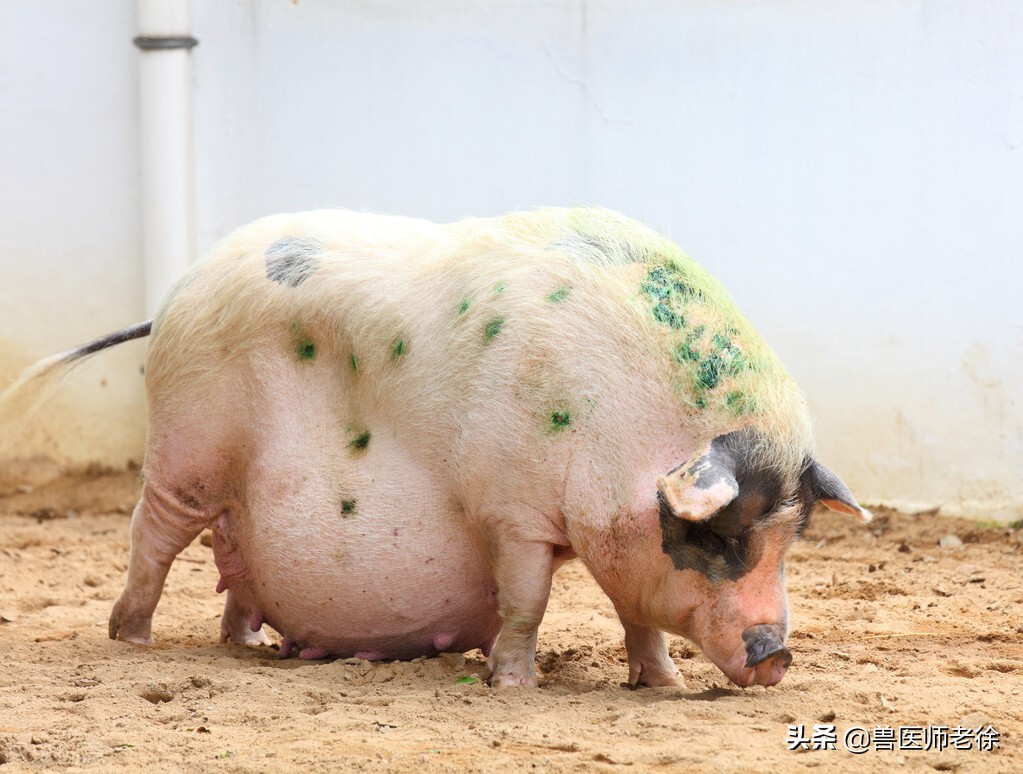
(647, 430), (868, 687)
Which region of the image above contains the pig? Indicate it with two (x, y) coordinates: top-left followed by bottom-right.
(3, 207), (869, 689)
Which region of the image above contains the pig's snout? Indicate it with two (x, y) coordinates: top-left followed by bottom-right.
(742, 624), (791, 669)
(738, 624), (792, 686)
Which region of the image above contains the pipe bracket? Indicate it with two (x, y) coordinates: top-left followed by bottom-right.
(133, 35), (198, 51)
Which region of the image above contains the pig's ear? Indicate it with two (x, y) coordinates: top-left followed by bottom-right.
(804, 460), (872, 522)
(657, 439), (739, 522)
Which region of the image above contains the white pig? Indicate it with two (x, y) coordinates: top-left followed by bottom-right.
(2, 207), (868, 688)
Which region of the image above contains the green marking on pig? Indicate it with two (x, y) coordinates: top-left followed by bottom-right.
(712, 332), (732, 351)
(641, 270), (670, 302)
(725, 349), (747, 376)
(641, 263), (704, 330)
(701, 333), (748, 387)
(671, 320), (753, 403)
(639, 256), (767, 396)
(349, 353), (359, 372)
(725, 390), (755, 416)
(494, 281), (506, 295)
(540, 208), (793, 426)
(550, 410), (572, 431)
(547, 286), (570, 303)
(348, 431), (371, 453)
(642, 264), (703, 305)
(290, 321), (317, 362)
(697, 355), (723, 389)
(697, 349), (741, 389)
(672, 325), (706, 364)
(458, 298), (472, 315)
(341, 499), (357, 516)
(652, 302), (685, 329)
(483, 317), (505, 342)
(391, 338), (406, 360)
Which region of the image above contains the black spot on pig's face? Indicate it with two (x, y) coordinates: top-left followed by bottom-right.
(659, 492), (738, 581)
(659, 432), (786, 582)
(266, 237), (322, 287)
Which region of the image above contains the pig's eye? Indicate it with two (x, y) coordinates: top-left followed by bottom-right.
(659, 499), (758, 582)
(706, 509), (745, 539)
(688, 519), (744, 558)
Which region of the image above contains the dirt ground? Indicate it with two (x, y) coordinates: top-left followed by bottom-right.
(0, 469), (1020, 773)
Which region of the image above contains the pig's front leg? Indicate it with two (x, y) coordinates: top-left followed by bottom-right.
(108, 483), (214, 644)
(623, 621), (685, 688)
(486, 540), (554, 688)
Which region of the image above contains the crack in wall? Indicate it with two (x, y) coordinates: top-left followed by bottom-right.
(541, 43), (638, 127)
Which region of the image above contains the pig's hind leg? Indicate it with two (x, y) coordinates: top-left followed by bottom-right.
(108, 481), (219, 644)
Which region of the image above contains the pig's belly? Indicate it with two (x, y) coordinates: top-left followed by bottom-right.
(216, 490), (501, 660)
(207, 368), (503, 659)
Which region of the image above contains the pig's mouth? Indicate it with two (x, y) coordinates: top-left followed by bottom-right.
(706, 624), (792, 688)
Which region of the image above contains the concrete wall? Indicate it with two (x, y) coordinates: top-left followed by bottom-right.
(0, 1), (147, 478)
(2, 1), (1020, 518)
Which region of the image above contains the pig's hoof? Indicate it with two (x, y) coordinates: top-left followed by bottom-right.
(627, 663), (686, 689)
(488, 668), (538, 689)
(489, 675), (538, 688)
(247, 628), (272, 647)
(232, 621), (272, 646)
(111, 625), (155, 645)
(117, 632), (155, 645)
(108, 604), (154, 644)
(222, 626), (272, 648)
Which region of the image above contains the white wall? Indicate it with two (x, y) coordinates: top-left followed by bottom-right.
(0, 1), (147, 476)
(2, 1), (1020, 519)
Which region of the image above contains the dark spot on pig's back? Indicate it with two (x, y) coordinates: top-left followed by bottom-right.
(348, 431), (371, 454)
(266, 236), (321, 287)
(553, 231), (646, 265)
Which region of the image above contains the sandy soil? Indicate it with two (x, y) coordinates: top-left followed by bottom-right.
(0, 469), (1020, 772)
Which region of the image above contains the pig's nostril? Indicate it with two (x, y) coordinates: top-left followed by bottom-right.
(746, 645), (792, 670)
(741, 624), (792, 669)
